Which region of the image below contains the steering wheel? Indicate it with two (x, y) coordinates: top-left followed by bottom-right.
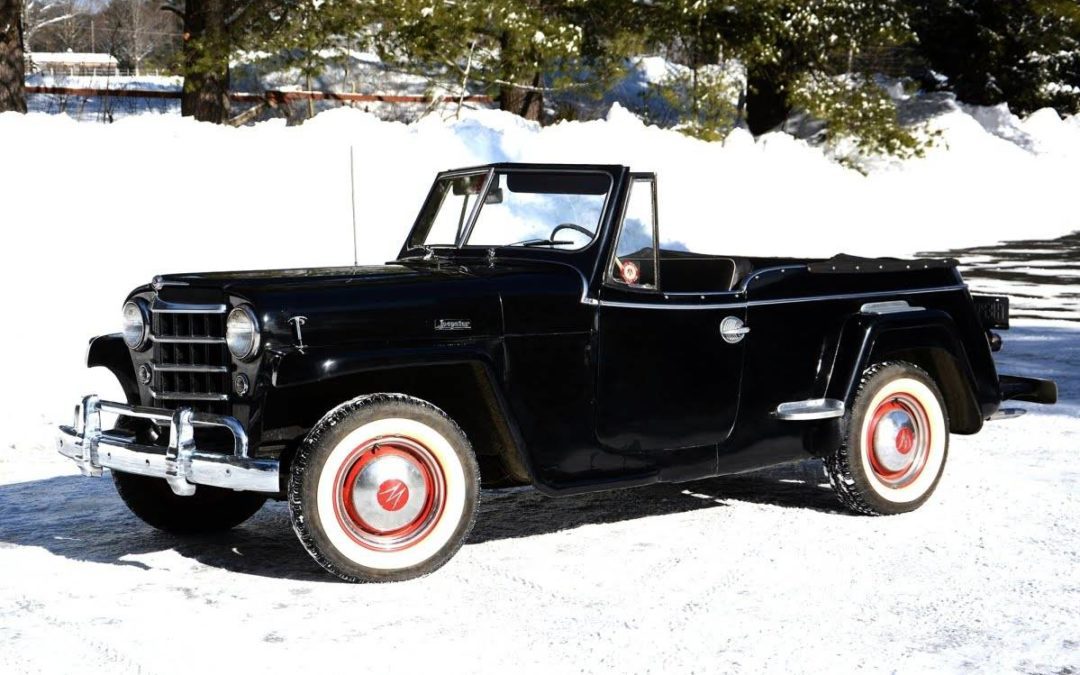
(551, 223), (593, 241)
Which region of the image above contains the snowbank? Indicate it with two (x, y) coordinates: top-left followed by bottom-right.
(0, 100), (1077, 447)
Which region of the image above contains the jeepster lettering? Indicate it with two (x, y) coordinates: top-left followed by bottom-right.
(434, 319), (472, 332)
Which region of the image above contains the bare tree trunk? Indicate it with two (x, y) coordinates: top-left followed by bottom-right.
(0, 0), (26, 114)
(305, 71), (314, 119)
(498, 71), (543, 122)
(130, 0), (140, 76)
(181, 0), (229, 123)
(745, 67), (789, 136)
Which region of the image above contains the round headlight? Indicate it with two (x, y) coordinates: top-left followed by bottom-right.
(226, 305), (260, 361)
(122, 300), (150, 350)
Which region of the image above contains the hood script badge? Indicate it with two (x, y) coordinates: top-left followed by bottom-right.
(434, 319), (471, 332)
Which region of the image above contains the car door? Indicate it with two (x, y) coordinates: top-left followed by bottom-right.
(594, 174), (747, 476)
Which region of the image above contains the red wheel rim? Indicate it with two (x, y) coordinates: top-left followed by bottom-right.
(332, 436), (446, 552)
(865, 393), (931, 489)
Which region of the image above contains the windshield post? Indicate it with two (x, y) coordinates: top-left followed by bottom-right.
(456, 168), (495, 247)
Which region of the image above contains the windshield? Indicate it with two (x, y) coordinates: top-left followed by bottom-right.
(408, 170), (611, 252)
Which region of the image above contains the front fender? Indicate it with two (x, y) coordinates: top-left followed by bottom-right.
(269, 342), (503, 389)
(264, 342), (534, 484)
(86, 334), (139, 405)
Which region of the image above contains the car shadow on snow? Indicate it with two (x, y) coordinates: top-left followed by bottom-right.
(0, 460), (839, 581)
(471, 460), (841, 544)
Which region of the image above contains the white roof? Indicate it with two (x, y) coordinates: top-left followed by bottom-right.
(28, 52), (119, 66)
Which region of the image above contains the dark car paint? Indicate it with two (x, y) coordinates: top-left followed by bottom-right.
(96, 163), (1022, 497)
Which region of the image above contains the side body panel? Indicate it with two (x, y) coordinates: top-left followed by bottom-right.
(593, 285), (745, 484)
(717, 263), (997, 476)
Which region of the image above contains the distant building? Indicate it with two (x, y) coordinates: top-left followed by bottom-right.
(26, 51), (120, 77)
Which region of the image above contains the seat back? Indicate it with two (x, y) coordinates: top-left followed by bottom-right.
(658, 255), (751, 292)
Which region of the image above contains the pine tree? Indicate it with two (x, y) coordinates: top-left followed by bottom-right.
(373, 0), (622, 121)
(267, 0), (370, 119)
(165, 0), (311, 123)
(907, 0), (1080, 115)
(641, 1), (917, 155)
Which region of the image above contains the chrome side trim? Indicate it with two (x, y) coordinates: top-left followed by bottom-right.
(150, 389), (230, 403)
(774, 398), (846, 421)
(746, 285), (964, 308)
(597, 299), (743, 310)
(861, 300), (925, 315)
(151, 335), (227, 345)
(57, 396), (278, 494)
(151, 364), (229, 374)
(151, 300), (227, 314)
(594, 284), (966, 311)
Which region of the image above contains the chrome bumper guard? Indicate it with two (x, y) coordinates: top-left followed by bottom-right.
(57, 395), (280, 496)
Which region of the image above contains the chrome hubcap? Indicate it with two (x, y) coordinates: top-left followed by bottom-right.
(872, 409), (917, 473)
(335, 437), (445, 551)
(867, 394), (930, 489)
(350, 454), (430, 533)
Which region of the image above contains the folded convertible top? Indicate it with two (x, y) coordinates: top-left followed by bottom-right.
(807, 254), (959, 274)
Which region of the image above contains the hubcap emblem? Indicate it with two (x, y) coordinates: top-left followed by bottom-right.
(895, 427), (915, 455)
(376, 479), (410, 512)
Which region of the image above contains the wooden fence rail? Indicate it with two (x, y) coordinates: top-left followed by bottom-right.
(25, 86), (493, 105)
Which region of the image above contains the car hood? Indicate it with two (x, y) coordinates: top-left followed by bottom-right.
(146, 258), (591, 348)
(156, 262), (446, 293)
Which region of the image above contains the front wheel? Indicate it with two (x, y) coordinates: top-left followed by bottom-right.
(289, 394), (480, 583)
(113, 471), (267, 534)
(825, 361), (950, 515)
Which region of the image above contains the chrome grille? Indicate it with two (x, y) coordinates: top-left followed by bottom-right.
(150, 300), (230, 414)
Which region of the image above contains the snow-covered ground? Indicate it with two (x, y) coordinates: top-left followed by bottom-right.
(0, 320), (1075, 674)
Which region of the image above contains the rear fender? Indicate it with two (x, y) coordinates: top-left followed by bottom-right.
(821, 310), (984, 434)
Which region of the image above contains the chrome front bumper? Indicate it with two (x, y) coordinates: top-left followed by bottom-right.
(57, 396), (280, 496)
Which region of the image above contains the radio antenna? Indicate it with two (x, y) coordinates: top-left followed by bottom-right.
(349, 145), (359, 267)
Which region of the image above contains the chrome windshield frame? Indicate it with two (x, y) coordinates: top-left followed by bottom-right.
(407, 167), (616, 256)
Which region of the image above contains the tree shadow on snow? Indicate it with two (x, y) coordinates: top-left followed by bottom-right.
(0, 460), (839, 580)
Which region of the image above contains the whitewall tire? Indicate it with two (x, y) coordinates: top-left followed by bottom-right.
(825, 361), (950, 515)
(289, 394), (480, 582)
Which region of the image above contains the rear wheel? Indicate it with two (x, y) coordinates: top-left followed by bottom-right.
(113, 471), (267, 534)
(289, 394), (480, 583)
(825, 361), (949, 515)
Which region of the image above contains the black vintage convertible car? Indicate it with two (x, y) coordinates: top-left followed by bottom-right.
(58, 163), (1057, 582)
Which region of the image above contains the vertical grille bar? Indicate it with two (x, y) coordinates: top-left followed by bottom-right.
(149, 300), (230, 415)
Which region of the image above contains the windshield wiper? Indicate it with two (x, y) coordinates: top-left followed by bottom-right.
(402, 245), (441, 260)
(509, 239), (575, 248)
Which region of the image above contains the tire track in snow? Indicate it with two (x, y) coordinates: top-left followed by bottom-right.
(5, 594), (158, 675)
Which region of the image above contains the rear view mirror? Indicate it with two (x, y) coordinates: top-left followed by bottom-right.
(452, 174), (486, 196)
(485, 188), (504, 205)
